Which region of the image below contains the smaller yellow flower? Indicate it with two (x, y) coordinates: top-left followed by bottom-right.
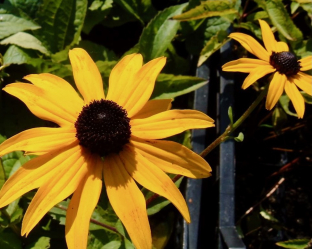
(222, 19), (312, 118)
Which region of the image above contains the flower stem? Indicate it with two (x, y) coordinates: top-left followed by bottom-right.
(200, 88), (267, 158)
(146, 88), (266, 205)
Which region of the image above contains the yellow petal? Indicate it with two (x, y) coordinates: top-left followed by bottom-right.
(69, 48), (105, 104)
(120, 145), (191, 222)
(22, 147), (90, 236)
(284, 80), (305, 118)
(292, 72), (312, 96)
(265, 72), (286, 110)
(24, 73), (83, 119)
(241, 65), (276, 89)
(0, 127), (77, 157)
(275, 41), (289, 52)
(122, 57), (166, 118)
(222, 58), (269, 73)
(0, 142), (79, 208)
(106, 54), (143, 105)
(131, 110), (214, 139)
(130, 136), (211, 178)
(65, 155), (102, 249)
(103, 155), (151, 249)
(299, 56), (312, 71)
(131, 99), (172, 119)
(259, 19), (278, 54)
(229, 33), (270, 62)
(4, 83), (77, 127)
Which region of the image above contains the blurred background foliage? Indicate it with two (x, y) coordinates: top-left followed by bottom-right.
(0, 0), (311, 248)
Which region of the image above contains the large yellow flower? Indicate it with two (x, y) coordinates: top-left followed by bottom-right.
(222, 19), (312, 118)
(0, 48), (214, 249)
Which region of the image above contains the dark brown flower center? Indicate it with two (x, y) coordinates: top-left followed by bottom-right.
(75, 99), (131, 157)
(270, 51), (301, 76)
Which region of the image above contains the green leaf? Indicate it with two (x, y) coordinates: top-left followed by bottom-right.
(0, 230), (22, 249)
(234, 132), (244, 142)
(0, 159), (5, 188)
(258, 0), (303, 42)
(185, 16), (233, 54)
(272, 106), (288, 131)
(0, 14), (40, 39)
(33, 0), (87, 53)
(279, 95), (297, 117)
(8, 0), (42, 19)
(151, 74), (208, 99)
(235, 21), (263, 40)
(150, 212), (174, 249)
(78, 40), (117, 61)
(0, 32), (49, 55)
(114, 0), (144, 24)
(198, 29), (229, 66)
(228, 106), (234, 127)
(276, 239), (311, 249)
(2, 45), (39, 65)
(138, 3), (187, 61)
(302, 92), (312, 104)
(82, 0), (113, 34)
(172, 0), (237, 21)
(145, 176), (183, 215)
(24, 236), (50, 249)
(260, 207), (279, 222)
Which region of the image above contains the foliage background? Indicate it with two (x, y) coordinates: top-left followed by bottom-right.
(0, 0), (311, 248)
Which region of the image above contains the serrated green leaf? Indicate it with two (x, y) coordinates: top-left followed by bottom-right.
(138, 3), (187, 61)
(276, 239), (310, 249)
(2, 45), (40, 65)
(172, 0), (237, 21)
(261, 0), (303, 42)
(0, 14), (40, 39)
(151, 74), (208, 99)
(33, 0), (87, 53)
(0, 32), (49, 55)
(0, 230), (22, 249)
(25, 236), (50, 249)
(185, 16), (233, 54)
(8, 0), (42, 19)
(198, 29), (229, 66)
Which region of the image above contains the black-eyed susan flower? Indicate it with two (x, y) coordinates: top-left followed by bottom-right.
(222, 19), (312, 118)
(0, 48), (214, 249)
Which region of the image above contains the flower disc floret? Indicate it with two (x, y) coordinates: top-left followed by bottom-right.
(270, 51), (301, 76)
(75, 99), (131, 156)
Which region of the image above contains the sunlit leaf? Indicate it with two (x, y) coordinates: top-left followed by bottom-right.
(0, 32), (49, 55)
(276, 239), (311, 249)
(255, 0), (303, 42)
(24, 236), (50, 249)
(172, 0), (237, 21)
(138, 3), (187, 61)
(0, 14), (40, 39)
(151, 73), (208, 99)
(198, 29), (229, 66)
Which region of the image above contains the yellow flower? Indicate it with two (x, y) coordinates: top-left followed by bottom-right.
(0, 48), (214, 249)
(222, 19), (312, 118)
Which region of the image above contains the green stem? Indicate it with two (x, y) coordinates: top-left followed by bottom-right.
(200, 88), (267, 158)
(146, 88), (267, 205)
